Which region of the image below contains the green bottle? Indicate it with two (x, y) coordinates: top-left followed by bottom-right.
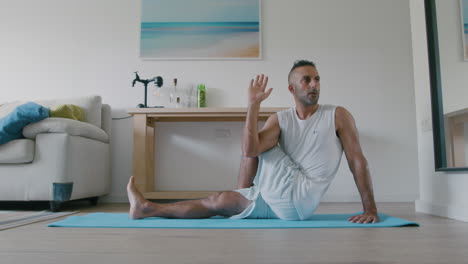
(197, 83), (206, 108)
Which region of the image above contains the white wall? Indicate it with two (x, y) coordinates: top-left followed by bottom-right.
(412, 0), (468, 222)
(0, 0), (419, 204)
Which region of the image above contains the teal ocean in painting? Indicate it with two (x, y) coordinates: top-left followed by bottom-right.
(140, 22), (260, 58)
(142, 22), (259, 31)
(465, 23), (468, 34)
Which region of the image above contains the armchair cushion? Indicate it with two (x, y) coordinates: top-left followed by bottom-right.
(23, 118), (109, 143)
(0, 102), (50, 145)
(0, 139), (35, 163)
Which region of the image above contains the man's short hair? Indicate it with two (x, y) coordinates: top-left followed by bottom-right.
(288, 60), (317, 84)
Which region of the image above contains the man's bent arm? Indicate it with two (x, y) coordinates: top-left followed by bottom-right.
(336, 107), (379, 223)
(348, 152), (377, 213)
(243, 74), (279, 157)
(243, 102), (261, 156)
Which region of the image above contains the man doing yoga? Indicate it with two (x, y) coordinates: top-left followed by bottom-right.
(127, 60), (379, 224)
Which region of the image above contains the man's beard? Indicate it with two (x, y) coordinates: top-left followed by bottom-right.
(297, 91), (319, 106)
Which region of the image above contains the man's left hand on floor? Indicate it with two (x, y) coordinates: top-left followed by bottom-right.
(347, 211), (380, 224)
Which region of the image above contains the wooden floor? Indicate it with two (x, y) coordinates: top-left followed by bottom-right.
(1, 202), (468, 264)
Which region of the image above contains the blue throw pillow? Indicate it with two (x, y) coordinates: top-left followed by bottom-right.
(0, 102), (50, 145)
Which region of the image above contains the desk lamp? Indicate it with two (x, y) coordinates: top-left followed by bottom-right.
(132, 71), (164, 108)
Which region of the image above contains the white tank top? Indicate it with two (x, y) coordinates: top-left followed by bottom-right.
(277, 104), (344, 219)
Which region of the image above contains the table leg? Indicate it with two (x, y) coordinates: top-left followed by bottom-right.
(146, 120), (155, 194)
(132, 114), (154, 193)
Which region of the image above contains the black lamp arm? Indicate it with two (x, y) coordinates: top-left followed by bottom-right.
(132, 72), (164, 108)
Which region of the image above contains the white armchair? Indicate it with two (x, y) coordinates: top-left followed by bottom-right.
(0, 96), (111, 211)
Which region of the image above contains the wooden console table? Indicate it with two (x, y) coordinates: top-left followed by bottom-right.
(128, 107), (286, 199)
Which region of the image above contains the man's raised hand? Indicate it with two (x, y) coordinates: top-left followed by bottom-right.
(249, 74), (273, 105)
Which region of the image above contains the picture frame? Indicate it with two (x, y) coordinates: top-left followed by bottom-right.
(426, 0), (468, 171)
(461, 0), (468, 60)
(140, 0), (261, 60)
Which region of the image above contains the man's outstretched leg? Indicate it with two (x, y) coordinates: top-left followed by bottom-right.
(127, 176), (251, 219)
(237, 156), (259, 189)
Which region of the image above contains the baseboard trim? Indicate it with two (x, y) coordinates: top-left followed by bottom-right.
(415, 200), (468, 222)
(100, 194), (128, 203)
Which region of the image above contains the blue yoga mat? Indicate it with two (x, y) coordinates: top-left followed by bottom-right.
(48, 213), (418, 229)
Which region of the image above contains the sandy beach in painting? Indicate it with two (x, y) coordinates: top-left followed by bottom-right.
(225, 44), (260, 58)
(140, 22), (260, 58)
(208, 32), (260, 58)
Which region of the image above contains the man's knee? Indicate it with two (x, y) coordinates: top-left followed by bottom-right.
(203, 191), (249, 216)
(205, 191), (235, 210)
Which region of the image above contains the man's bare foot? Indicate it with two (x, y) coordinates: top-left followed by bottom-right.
(127, 176), (155, 219)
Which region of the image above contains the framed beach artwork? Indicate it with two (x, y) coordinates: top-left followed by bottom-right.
(140, 0), (261, 60)
(462, 0), (468, 60)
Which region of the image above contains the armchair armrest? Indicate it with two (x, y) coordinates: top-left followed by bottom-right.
(22, 117), (109, 143)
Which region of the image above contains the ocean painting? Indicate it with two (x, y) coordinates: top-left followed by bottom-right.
(463, 0), (468, 60)
(140, 0), (261, 59)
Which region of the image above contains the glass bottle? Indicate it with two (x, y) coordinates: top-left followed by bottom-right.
(169, 78), (178, 108)
(197, 83), (206, 108)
